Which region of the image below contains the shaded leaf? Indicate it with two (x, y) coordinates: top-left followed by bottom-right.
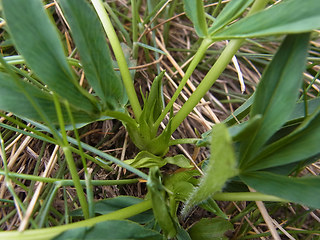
(188, 218), (233, 240)
(165, 155), (193, 168)
(0, 72), (97, 123)
(53, 220), (162, 240)
(124, 151), (165, 168)
(246, 106), (320, 171)
(182, 124), (238, 217)
(208, 0), (254, 35)
(239, 33), (310, 167)
(2, 0), (98, 114)
(71, 196), (154, 224)
(183, 0), (208, 37)
(57, 0), (125, 110)
(240, 171), (320, 209)
(212, 0), (320, 40)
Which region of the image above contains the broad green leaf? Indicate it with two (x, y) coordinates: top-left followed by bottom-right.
(57, 0), (125, 110)
(208, 0), (254, 35)
(212, 0), (320, 40)
(239, 33), (310, 167)
(0, 72), (97, 123)
(181, 123), (238, 217)
(2, 0), (98, 114)
(183, 0), (208, 37)
(147, 167), (177, 238)
(70, 196), (154, 224)
(53, 220), (162, 240)
(240, 171), (320, 209)
(246, 106), (320, 171)
(188, 218), (233, 240)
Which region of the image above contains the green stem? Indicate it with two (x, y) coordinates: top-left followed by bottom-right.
(0, 200), (152, 240)
(63, 147), (89, 219)
(170, 0), (269, 133)
(213, 192), (287, 202)
(131, 0), (139, 59)
(91, 0), (142, 120)
(0, 169), (138, 185)
(154, 38), (213, 128)
(53, 94), (89, 220)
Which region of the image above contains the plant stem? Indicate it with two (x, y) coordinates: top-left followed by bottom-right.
(91, 0), (142, 120)
(0, 200), (152, 240)
(63, 147), (90, 219)
(154, 38), (213, 128)
(131, 0), (139, 59)
(170, 0), (269, 133)
(213, 192), (287, 202)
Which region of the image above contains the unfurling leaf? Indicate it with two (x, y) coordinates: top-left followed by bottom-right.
(181, 123), (238, 217)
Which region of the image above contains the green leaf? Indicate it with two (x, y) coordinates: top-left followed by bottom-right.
(240, 171), (320, 209)
(2, 0), (98, 114)
(208, 0), (254, 35)
(239, 33), (310, 167)
(188, 218), (233, 240)
(57, 0), (125, 110)
(140, 71), (165, 132)
(124, 151), (166, 168)
(181, 123), (238, 217)
(71, 196), (154, 224)
(0, 72), (97, 123)
(212, 0), (320, 40)
(53, 220), (162, 240)
(183, 0), (208, 37)
(165, 155), (193, 168)
(246, 106), (320, 171)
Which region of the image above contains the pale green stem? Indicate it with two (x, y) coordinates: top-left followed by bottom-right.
(131, 0), (139, 59)
(213, 192), (287, 202)
(170, 0), (269, 133)
(91, 0), (142, 120)
(154, 38), (213, 129)
(0, 200), (152, 240)
(53, 94), (89, 219)
(0, 170), (139, 185)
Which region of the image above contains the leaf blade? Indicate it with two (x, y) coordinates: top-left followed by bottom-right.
(240, 171), (320, 209)
(58, 0), (125, 110)
(2, 0), (98, 113)
(183, 0), (208, 37)
(239, 33), (310, 167)
(212, 0), (320, 40)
